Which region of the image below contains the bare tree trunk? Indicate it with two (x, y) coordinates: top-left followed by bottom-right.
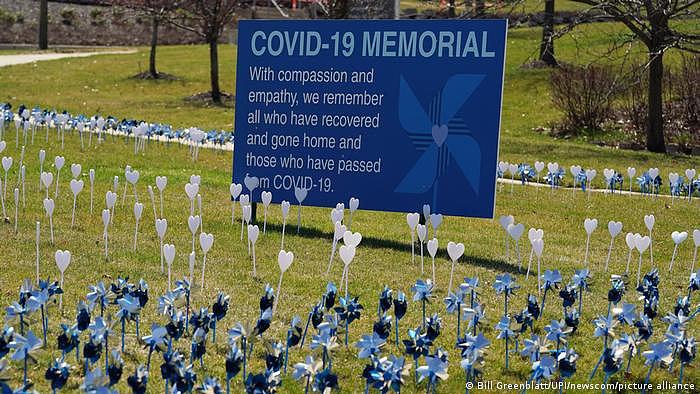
(149, 16), (159, 78)
(39, 0), (48, 50)
(539, 0), (557, 66)
(646, 50), (666, 152)
(209, 38), (221, 104)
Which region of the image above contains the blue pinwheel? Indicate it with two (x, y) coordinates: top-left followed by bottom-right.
(395, 75), (485, 210)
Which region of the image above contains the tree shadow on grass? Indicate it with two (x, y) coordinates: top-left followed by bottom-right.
(260, 222), (519, 274)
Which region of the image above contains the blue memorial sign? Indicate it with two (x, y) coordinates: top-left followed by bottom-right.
(233, 19), (507, 218)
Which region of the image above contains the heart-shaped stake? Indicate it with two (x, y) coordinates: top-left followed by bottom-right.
(686, 169), (697, 202)
(507, 223), (525, 271)
(508, 163), (518, 194)
(2, 155), (13, 202)
(627, 167), (636, 194)
(429, 213), (442, 238)
(327, 221), (346, 275)
(295, 186), (307, 233)
(583, 218), (598, 267)
(185, 182), (199, 215)
(54, 156), (64, 198)
(644, 214), (655, 265)
(156, 176), (167, 216)
(280, 200), (290, 250)
(347, 197), (359, 230)
(499, 215), (514, 259)
(239, 194), (250, 241)
(55, 250), (71, 309)
(427, 238), (438, 284)
(156, 218), (168, 273)
(106, 190), (117, 225)
(243, 205), (252, 254)
(199, 232), (214, 289)
(38, 149), (46, 189)
(43, 198), (55, 244)
(102, 209), (111, 258)
(89, 168), (95, 215)
(248, 224), (260, 277)
(526, 228), (544, 280)
(635, 234), (651, 286)
(691, 229), (700, 274)
(163, 243), (175, 290)
(133, 202), (144, 251)
(188, 215), (201, 252)
(417, 224), (427, 275)
(532, 238), (544, 295)
(339, 243), (357, 299)
(147, 186), (157, 222)
(624, 232), (636, 273)
(273, 250), (294, 316)
(20, 165), (26, 208)
(229, 183), (242, 225)
(570, 165), (581, 196)
(40, 171), (53, 199)
(446, 241), (465, 293)
(261, 191), (272, 233)
(197, 194), (204, 233)
(406, 212), (420, 265)
(69, 179), (84, 228)
(339, 230), (362, 296)
(126, 169), (140, 203)
(669, 231), (688, 271)
(605, 221), (623, 271)
(189, 251), (195, 287)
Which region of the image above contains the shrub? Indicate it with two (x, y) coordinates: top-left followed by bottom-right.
(550, 64), (620, 134)
(60, 8), (76, 26)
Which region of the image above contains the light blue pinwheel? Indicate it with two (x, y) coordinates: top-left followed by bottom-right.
(395, 74), (486, 210)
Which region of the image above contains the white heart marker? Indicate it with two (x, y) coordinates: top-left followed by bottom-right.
(280, 200), (290, 249)
(669, 231), (688, 271)
(327, 221), (348, 275)
(43, 198), (55, 244)
(691, 229), (700, 274)
(294, 187), (307, 233)
(188, 215), (201, 251)
(273, 249), (294, 315)
(156, 218), (168, 273)
(229, 182), (242, 224)
(347, 197), (360, 229)
(526, 228), (544, 280)
(604, 221), (623, 271)
(53, 156), (64, 198)
(70, 163), (82, 179)
(199, 232), (214, 289)
(446, 241), (465, 293)
(339, 244), (356, 298)
(163, 243), (175, 290)
(582, 218), (598, 266)
(69, 179), (84, 228)
(644, 214), (655, 264)
(248, 224), (260, 276)
(429, 214), (443, 237)
(261, 190), (272, 233)
(635, 235), (651, 286)
(54, 249), (71, 309)
(417, 224), (427, 274)
(427, 237), (438, 284)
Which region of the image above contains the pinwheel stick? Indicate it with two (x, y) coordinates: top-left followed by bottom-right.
(411, 231), (415, 265)
(431, 254), (436, 285)
(200, 254), (208, 290)
(691, 246), (698, 275)
(419, 240), (424, 275)
(263, 205), (268, 234)
(637, 251), (644, 287)
(537, 255), (542, 297)
(71, 194), (77, 228)
(584, 233), (591, 267)
(670, 244), (679, 271)
(448, 259), (456, 295)
(605, 237), (614, 272)
(0, 178), (5, 218)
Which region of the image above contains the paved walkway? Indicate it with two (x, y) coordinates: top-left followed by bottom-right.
(0, 50), (135, 67)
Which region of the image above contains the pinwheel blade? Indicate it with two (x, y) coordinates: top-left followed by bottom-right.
(399, 76), (433, 135)
(439, 74), (485, 126)
(446, 135), (481, 194)
(394, 145), (439, 194)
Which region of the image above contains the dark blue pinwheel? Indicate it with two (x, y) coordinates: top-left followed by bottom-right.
(677, 337), (696, 385)
(45, 358), (70, 393)
(56, 324), (79, 362)
(81, 367), (116, 394)
(323, 283), (338, 311)
(461, 302), (486, 336)
(165, 310), (186, 350)
(614, 333), (638, 374)
(590, 315), (618, 379)
(259, 284), (275, 317)
(86, 282), (114, 317)
(570, 269), (591, 316)
(458, 333), (489, 392)
(314, 367), (339, 393)
(641, 342), (673, 393)
(564, 309), (580, 333)
(372, 313), (392, 341)
(378, 286), (393, 317)
(116, 294), (141, 352)
(229, 322), (252, 381)
(76, 301), (92, 332)
(0, 326), (14, 359)
(527, 355), (557, 387)
(403, 327), (432, 383)
(225, 342), (244, 394)
(191, 328), (208, 368)
(127, 365), (148, 394)
(393, 291), (407, 347)
(284, 316), (302, 373)
(160, 350), (184, 393)
(395, 74), (486, 210)
(173, 279), (191, 334)
(557, 348), (578, 383)
(310, 324), (339, 370)
(130, 279), (149, 336)
(107, 350), (123, 387)
(245, 368), (281, 394)
(211, 291), (230, 343)
(544, 319), (571, 354)
(334, 296), (363, 347)
(265, 341), (284, 372)
(174, 362), (197, 393)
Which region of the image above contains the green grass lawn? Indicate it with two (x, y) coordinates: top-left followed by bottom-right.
(0, 22), (699, 394)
